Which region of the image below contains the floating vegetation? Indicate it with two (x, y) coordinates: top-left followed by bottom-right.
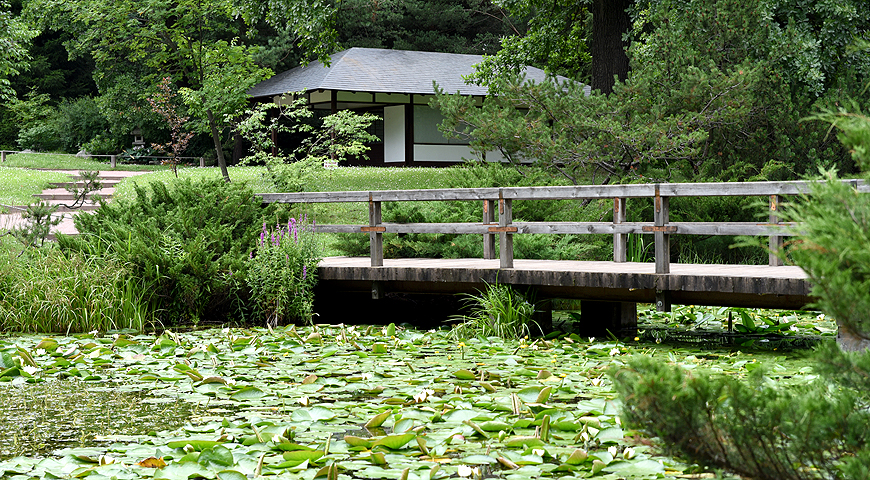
(0, 324), (826, 479)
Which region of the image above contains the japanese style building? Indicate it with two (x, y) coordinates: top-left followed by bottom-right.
(247, 47), (587, 166)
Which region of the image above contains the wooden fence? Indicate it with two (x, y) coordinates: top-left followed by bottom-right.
(257, 180), (869, 273)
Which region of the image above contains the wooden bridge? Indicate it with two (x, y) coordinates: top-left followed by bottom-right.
(257, 180), (868, 336)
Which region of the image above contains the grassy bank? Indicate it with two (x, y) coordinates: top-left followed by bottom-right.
(1, 152), (163, 171)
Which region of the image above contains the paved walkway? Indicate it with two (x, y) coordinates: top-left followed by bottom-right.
(1, 170), (151, 238)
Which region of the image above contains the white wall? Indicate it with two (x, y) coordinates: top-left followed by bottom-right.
(383, 105), (405, 163)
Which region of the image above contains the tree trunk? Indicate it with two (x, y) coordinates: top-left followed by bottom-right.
(591, 0), (632, 95)
(206, 108), (231, 183)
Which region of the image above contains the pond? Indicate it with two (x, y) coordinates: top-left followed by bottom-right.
(0, 312), (829, 479)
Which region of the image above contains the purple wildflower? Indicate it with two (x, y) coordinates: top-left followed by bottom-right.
(260, 222), (267, 246)
(303, 265), (307, 280)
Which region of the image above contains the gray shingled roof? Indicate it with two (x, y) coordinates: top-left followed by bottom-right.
(248, 47), (582, 98)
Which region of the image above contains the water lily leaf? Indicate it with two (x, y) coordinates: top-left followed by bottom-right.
(35, 339), (59, 351)
(216, 470), (247, 480)
(166, 439), (223, 451)
(453, 369), (475, 380)
(292, 406), (336, 422)
(198, 376), (227, 385)
(463, 454), (499, 464)
(607, 459), (665, 475)
(0, 366), (22, 378)
(371, 343), (388, 354)
(198, 445), (233, 467)
(477, 420), (511, 432)
(230, 386), (266, 401)
(371, 433), (416, 450)
(0, 352), (17, 370)
(595, 427), (624, 443)
(505, 436), (544, 448)
(369, 452), (387, 465)
(365, 410), (391, 428)
(591, 459), (607, 475)
(280, 449), (324, 466)
(154, 461), (214, 480)
(442, 409), (481, 423)
(302, 374), (318, 384)
(137, 457), (168, 468)
(516, 386), (545, 403)
(535, 386), (552, 404)
(344, 436), (373, 449)
(564, 449), (588, 465)
(393, 418), (415, 433)
(17, 349), (37, 367)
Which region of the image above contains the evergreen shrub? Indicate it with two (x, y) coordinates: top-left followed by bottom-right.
(58, 178), (282, 324)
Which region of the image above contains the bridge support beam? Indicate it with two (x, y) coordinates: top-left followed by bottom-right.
(656, 290), (672, 312)
(579, 300), (637, 338)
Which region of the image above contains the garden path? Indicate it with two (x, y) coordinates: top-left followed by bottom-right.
(1, 170), (149, 238)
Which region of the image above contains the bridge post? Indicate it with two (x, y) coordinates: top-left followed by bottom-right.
(613, 197), (627, 262)
(768, 195), (783, 266)
(654, 185), (670, 274)
(483, 199), (495, 259)
(1, 151), (6, 163)
(498, 194), (514, 268)
(368, 196), (383, 267)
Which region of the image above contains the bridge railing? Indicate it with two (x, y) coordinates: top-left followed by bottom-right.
(256, 180), (869, 273)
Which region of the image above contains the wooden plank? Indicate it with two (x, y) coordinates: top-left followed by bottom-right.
(369, 199), (383, 267)
(654, 189), (670, 274)
(613, 198), (627, 263)
(314, 221), (796, 236)
(257, 179), (867, 204)
(483, 199), (495, 260)
(499, 196), (514, 269)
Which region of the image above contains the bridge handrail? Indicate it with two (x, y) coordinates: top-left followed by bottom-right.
(255, 179), (868, 273)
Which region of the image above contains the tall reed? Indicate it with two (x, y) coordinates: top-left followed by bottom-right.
(0, 249), (154, 333)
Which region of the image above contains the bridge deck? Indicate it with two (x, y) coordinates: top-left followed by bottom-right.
(318, 257), (812, 310)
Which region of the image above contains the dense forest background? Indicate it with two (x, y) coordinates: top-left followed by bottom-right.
(1, 0), (868, 186)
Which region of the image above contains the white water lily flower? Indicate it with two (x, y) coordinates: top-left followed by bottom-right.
(457, 465), (478, 477)
(609, 347), (620, 356)
(22, 365), (38, 375)
(623, 447), (636, 459)
(34, 349), (45, 356)
(608, 445), (618, 457)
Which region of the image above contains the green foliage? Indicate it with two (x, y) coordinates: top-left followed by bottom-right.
(246, 217), (321, 326)
(0, 248), (153, 333)
(468, 0), (592, 82)
(57, 178), (280, 324)
(610, 351), (870, 480)
(449, 282), (539, 340)
(0, 0), (36, 101)
(440, 0), (870, 185)
(781, 108), (870, 341)
(233, 99), (379, 191)
(25, 0), (338, 180)
(334, 0), (513, 55)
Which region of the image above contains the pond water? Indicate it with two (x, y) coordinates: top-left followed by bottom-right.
(0, 380), (201, 460)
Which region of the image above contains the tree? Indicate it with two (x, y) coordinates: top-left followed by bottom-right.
(26, 0), (337, 181)
(335, 0), (515, 55)
(0, 0), (36, 101)
(609, 102), (870, 480)
(437, 0), (870, 184)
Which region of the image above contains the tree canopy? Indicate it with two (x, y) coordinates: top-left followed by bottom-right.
(436, 0), (870, 184)
(0, 0), (36, 101)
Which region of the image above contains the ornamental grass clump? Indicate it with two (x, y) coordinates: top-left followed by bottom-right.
(247, 216), (321, 326)
(449, 282), (540, 340)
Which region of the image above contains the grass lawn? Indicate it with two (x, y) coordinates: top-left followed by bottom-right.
(0, 167), (72, 213)
(1, 152), (164, 171)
